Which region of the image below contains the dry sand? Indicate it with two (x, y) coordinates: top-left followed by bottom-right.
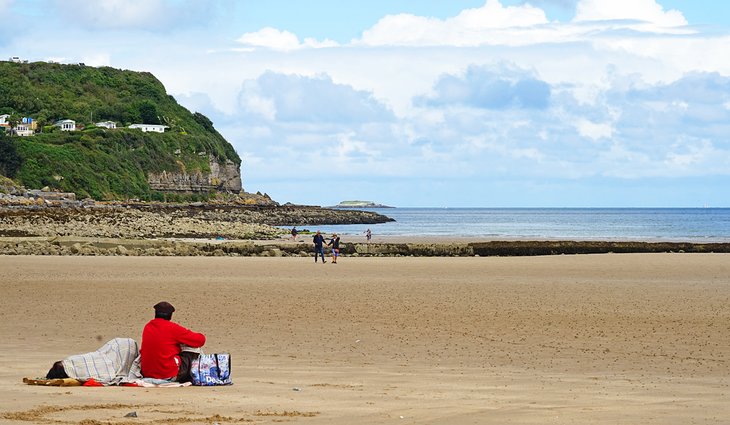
(0, 254), (728, 424)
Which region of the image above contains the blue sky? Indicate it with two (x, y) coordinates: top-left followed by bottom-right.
(1, 0), (729, 207)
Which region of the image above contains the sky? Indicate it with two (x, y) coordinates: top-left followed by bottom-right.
(1, 0), (730, 207)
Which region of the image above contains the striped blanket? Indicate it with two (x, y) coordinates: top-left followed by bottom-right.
(62, 338), (139, 385)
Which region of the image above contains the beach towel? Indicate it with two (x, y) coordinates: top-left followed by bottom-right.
(62, 337), (139, 385)
(23, 377), (82, 386)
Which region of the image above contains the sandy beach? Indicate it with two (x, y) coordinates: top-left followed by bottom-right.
(0, 254), (728, 424)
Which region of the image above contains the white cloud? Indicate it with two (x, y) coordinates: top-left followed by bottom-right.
(174, 92), (220, 116)
(334, 132), (381, 164)
(236, 27), (338, 51)
(358, 0), (549, 47)
(55, 0), (204, 31)
(236, 71), (393, 124)
(237, 27), (300, 51)
(574, 0), (687, 27)
(664, 140), (712, 168)
(455, 0), (549, 28)
(417, 64), (551, 110)
(599, 142), (654, 178)
(235, 78), (279, 121)
(576, 119), (614, 140)
(80, 53), (111, 67)
(355, 0), (693, 48)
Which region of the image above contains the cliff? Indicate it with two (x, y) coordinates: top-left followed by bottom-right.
(147, 157), (242, 193)
(0, 61), (242, 200)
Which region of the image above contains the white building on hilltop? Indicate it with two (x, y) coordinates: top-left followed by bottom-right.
(54, 119), (76, 131)
(14, 123), (33, 136)
(95, 121), (117, 129)
(14, 117), (37, 136)
(129, 124), (168, 133)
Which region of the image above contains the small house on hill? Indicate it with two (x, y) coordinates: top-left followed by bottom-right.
(54, 119), (76, 131)
(14, 123), (34, 136)
(14, 117), (37, 136)
(129, 124), (168, 133)
(0, 114), (9, 129)
(95, 120), (116, 129)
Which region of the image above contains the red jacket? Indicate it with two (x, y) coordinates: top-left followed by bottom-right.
(140, 318), (206, 379)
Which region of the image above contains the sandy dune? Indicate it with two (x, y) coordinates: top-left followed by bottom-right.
(0, 254), (728, 424)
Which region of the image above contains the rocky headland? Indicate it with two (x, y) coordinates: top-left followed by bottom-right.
(0, 202), (393, 240)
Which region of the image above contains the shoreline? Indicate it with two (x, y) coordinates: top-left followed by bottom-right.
(308, 233), (730, 244)
(1, 235), (729, 256)
(2, 203), (729, 256)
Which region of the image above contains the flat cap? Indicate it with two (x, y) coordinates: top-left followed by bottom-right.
(153, 301), (175, 314)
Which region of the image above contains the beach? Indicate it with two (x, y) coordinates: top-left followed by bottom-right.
(1, 254), (728, 424)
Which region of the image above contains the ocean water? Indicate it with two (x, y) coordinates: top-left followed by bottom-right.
(310, 208), (730, 242)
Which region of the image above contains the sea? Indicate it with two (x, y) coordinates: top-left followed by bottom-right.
(310, 208), (730, 242)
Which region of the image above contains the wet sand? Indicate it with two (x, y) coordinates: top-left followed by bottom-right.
(0, 254), (728, 424)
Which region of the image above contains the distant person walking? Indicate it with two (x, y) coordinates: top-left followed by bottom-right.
(313, 231), (326, 263)
(290, 227), (298, 241)
(365, 228), (372, 243)
(328, 233), (341, 264)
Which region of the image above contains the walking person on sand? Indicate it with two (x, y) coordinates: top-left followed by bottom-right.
(290, 227), (298, 241)
(328, 233), (341, 264)
(365, 228), (372, 243)
(313, 230), (326, 263)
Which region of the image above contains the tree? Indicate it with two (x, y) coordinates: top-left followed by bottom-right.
(138, 100), (160, 124)
(193, 112), (215, 133)
(0, 136), (22, 177)
(6, 114), (20, 136)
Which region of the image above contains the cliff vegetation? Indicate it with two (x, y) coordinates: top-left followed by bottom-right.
(0, 61), (241, 200)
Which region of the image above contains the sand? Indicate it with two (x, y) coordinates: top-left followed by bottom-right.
(0, 254), (728, 424)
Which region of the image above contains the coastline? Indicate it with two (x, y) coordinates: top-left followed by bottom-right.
(1, 203), (729, 256)
(327, 233), (730, 244)
(1, 235), (729, 256)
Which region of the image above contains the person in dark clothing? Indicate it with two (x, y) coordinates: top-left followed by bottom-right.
(46, 361), (68, 379)
(313, 230), (326, 263)
(328, 233), (341, 264)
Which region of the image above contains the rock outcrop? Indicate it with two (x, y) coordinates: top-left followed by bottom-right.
(0, 237), (728, 257)
(0, 203), (393, 240)
(148, 156), (242, 193)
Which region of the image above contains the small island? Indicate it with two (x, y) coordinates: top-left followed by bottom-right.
(330, 200), (394, 209)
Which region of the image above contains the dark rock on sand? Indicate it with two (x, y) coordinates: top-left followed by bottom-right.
(0, 203), (393, 240)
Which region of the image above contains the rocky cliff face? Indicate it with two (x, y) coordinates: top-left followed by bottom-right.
(148, 156), (242, 193)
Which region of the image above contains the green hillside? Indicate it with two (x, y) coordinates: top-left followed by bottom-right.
(0, 61), (240, 200)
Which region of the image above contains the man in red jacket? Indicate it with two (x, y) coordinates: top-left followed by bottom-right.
(140, 301), (206, 382)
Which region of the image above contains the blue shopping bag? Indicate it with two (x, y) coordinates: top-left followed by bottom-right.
(190, 353), (232, 386)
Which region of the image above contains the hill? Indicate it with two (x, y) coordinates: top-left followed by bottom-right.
(0, 61), (242, 201)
